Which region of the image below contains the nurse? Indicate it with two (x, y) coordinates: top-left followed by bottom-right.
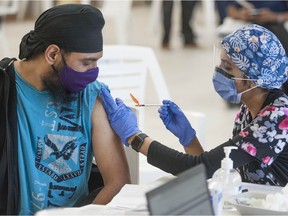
(101, 24), (288, 186)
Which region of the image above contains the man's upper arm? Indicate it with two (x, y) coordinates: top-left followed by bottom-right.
(91, 96), (130, 184)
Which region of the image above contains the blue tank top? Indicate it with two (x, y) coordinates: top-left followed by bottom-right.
(15, 70), (103, 215)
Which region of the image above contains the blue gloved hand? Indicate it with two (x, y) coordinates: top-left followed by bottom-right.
(158, 100), (196, 147)
(100, 87), (140, 146)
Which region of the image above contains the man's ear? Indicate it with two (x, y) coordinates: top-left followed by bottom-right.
(45, 44), (61, 65)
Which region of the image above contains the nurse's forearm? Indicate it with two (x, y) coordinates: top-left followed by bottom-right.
(127, 133), (153, 155)
(184, 136), (204, 156)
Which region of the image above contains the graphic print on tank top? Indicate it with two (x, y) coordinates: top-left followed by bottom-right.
(35, 104), (87, 183)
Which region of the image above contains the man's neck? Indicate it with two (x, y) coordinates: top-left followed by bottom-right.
(14, 58), (48, 91)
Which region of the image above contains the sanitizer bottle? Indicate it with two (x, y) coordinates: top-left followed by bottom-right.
(212, 146), (242, 210)
(208, 180), (223, 216)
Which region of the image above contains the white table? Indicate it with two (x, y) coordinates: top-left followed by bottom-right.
(36, 176), (283, 216)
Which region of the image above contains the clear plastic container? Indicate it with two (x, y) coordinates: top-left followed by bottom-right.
(208, 180), (223, 216)
(212, 146), (242, 210)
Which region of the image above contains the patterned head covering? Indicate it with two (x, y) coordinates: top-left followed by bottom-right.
(221, 24), (288, 89)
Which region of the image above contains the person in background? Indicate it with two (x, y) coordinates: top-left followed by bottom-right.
(101, 24), (288, 187)
(227, 1), (288, 54)
(162, 0), (198, 49)
(0, 4), (130, 215)
(215, 0), (229, 25)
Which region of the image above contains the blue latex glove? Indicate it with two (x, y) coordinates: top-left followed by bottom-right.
(100, 87), (140, 146)
(158, 100), (196, 147)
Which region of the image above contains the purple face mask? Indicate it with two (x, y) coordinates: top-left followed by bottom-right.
(57, 65), (99, 93)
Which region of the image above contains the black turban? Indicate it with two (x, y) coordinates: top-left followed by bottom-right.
(19, 4), (105, 59)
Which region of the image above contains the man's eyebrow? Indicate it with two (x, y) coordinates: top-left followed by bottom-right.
(82, 57), (99, 61)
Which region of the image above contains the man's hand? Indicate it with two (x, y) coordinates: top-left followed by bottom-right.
(250, 8), (279, 24)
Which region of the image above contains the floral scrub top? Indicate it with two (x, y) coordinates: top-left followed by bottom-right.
(232, 89), (288, 186)
(146, 89), (288, 187)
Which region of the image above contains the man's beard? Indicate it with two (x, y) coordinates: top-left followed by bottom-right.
(42, 66), (76, 105)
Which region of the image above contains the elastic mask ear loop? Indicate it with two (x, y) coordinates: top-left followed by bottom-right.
(232, 77), (260, 95)
(232, 77), (263, 85)
(232, 77), (258, 81)
(61, 52), (68, 66)
(239, 85), (259, 95)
